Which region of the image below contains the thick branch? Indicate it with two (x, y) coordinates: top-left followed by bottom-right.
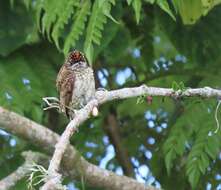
(104, 112), (134, 177)
(96, 86), (221, 104)
(41, 85), (221, 189)
(41, 100), (98, 190)
(0, 106), (156, 190)
(42, 85), (221, 189)
(1, 85), (221, 190)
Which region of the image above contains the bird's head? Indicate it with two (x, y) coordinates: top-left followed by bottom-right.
(66, 50), (88, 69)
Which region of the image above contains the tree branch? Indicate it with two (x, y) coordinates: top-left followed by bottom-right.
(41, 100), (98, 190)
(103, 111), (135, 177)
(97, 86), (221, 104)
(0, 105), (156, 190)
(41, 85), (221, 189)
(0, 151), (48, 190)
(1, 85), (221, 190)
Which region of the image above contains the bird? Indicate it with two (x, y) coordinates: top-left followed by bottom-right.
(56, 50), (96, 119)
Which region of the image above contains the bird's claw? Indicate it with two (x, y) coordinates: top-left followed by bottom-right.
(42, 97), (61, 111)
(68, 109), (78, 120)
(97, 87), (107, 92)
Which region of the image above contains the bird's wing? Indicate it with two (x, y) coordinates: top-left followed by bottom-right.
(56, 64), (67, 91)
(61, 74), (74, 104)
(56, 65), (75, 117)
(60, 74), (75, 118)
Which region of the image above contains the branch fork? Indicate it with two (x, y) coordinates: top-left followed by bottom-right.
(2, 85), (221, 190)
(40, 85), (221, 189)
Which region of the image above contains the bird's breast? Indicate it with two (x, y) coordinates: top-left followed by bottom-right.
(71, 67), (95, 109)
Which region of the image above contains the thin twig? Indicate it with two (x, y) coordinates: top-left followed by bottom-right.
(214, 100), (221, 133)
(42, 97), (60, 111)
(42, 97), (75, 114)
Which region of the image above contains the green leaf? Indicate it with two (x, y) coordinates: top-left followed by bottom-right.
(198, 153), (209, 174)
(174, 136), (185, 155)
(102, 0), (119, 24)
(171, 0), (178, 12)
(84, 0), (110, 64)
(0, 1), (39, 56)
(179, 81), (185, 91)
(52, 0), (80, 48)
(132, 0), (142, 24)
(23, 0), (31, 9)
(127, 0), (133, 5)
(63, 0), (91, 55)
(136, 95), (146, 104)
(188, 167), (200, 189)
(205, 137), (219, 159)
(84, 44), (94, 65)
(94, 18), (120, 59)
(201, 0), (211, 7)
(0, 45), (58, 119)
(156, 0), (176, 21)
(165, 149), (176, 174)
(41, 0), (61, 36)
(172, 81), (179, 91)
(171, 0), (203, 25)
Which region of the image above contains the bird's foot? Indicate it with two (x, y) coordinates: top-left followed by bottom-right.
(97, 87), (108, 92)
(42, 97), (61, 111)
(64, 106), (77, 120)
(95, 88), (107, 99)
(80, 102), (85, 108)
(68, 109), (80, 132)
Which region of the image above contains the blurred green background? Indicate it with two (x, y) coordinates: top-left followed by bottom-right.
(1, 0), (221, 189)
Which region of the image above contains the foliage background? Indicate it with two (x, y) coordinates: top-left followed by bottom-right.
(1, 0), (221, 189)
